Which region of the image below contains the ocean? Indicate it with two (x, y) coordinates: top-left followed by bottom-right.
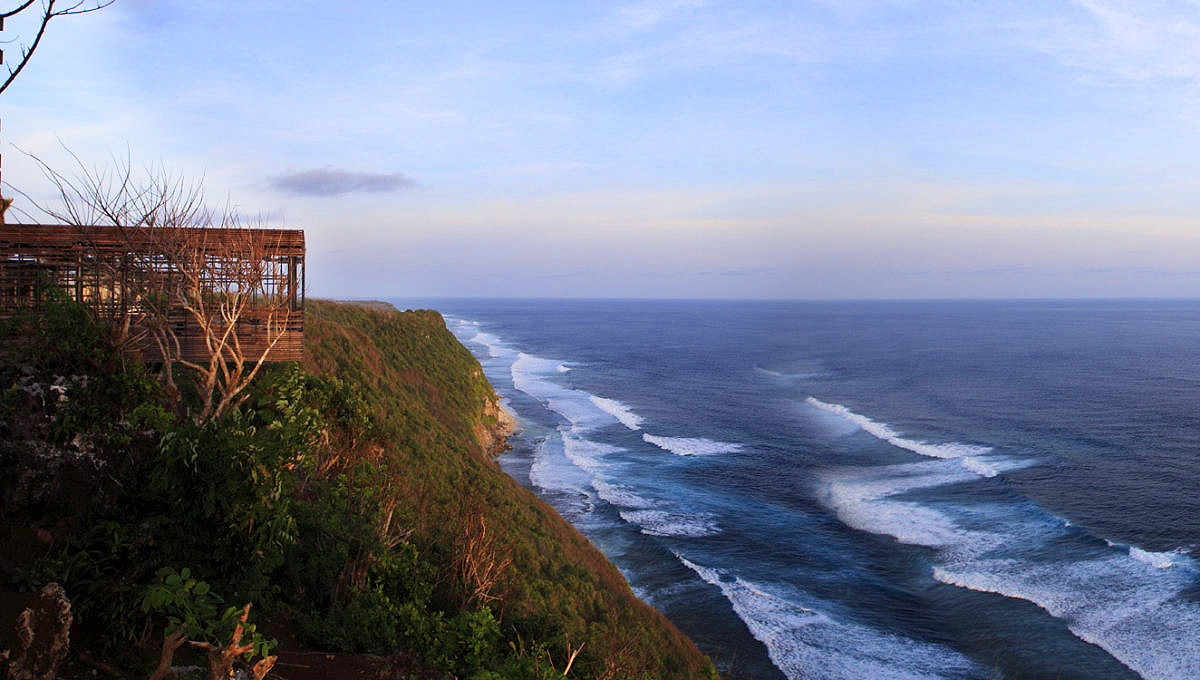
(392, 298), (1200, 680)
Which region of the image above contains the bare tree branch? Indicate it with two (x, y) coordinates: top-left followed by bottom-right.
(1, 0), (113, 97)
(21, 149), (303, 424)
(0, 2), (41, 21)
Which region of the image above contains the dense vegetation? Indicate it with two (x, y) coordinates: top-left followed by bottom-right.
(0, 290), (715, 679)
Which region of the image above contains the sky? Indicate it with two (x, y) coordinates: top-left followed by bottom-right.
(4, 0), (1200, 299)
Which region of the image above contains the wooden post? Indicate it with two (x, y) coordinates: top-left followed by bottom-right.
(1, 118), (5, 225)
(288, 256), (298, 311)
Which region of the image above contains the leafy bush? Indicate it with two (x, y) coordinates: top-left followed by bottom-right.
(0, 283), (164, 447)
(141, 567), (276, 661)
(3, 297), (715, 678)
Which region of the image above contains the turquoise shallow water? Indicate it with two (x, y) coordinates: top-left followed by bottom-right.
(396, 298), (1200, 680)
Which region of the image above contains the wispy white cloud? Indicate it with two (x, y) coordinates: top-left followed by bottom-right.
(1044, 0), (1200, 83)
(590, 17), (821, 87)
(618, 0), (712, 30)
(16, 0), (1200, 299)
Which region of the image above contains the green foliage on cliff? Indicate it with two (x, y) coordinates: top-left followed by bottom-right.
(302, 300), (716, 678)
(0, 294), (714, 678)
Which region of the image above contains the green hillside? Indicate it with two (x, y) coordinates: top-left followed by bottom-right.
(0, 292), (715, 679)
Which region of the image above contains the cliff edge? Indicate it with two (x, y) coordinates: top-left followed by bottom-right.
(0, 294), (715, 679)
(302, 299), (716, 677)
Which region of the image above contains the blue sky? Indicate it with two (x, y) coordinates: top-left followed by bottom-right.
(5, 0), (1200, 298)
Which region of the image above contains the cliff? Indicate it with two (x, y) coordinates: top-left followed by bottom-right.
(0, 293), (715, 679)
(301, 299), (715, 678)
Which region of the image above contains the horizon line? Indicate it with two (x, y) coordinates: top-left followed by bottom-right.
(319, 295), (1200, 304)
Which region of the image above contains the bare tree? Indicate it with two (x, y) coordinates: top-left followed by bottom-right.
(1, 0), (113, 97)
(451, 497), (513, 608)
(159, 220), (296, 423)
(1, 1), (113, 227)
(21, 150), (301, 424)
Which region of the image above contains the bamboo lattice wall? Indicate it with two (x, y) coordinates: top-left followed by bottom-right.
(0, 224), (305, 363)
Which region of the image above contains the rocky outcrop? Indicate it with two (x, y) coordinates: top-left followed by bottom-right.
(476, 392), (518, 457)
(1, 584), (72, 680)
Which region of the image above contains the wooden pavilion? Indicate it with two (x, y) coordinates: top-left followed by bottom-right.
(0, 223), (305, 363)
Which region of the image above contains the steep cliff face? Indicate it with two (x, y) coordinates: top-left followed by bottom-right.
(0, 296), (714, 678)
(302, 300), (716, 679)
(476, 391), (518, 457)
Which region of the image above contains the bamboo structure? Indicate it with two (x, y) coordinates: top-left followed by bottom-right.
(0, 223), (305, 362)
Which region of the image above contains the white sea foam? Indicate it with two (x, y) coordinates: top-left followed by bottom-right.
(508, 349), (630, 499)
(641, 433), (743, 456)
(467, 331), (510, 358)
(1128, 546), (1186, 570)
(754, 366), (825, 379)
(543, 397), (605, 428)
(528, 432), (594, 501)
(676, 555), (979, 680)
(556, 364), (571, 373)
(619, 510), (720, 537)
(959, 456), (998, 478)
(815, 462), (1006, 549)
(592, 480), (656, 509)
(933, 553), (1200, 680)
(588, 396), (643, 430)
(510, 353), (560, 398)
(511, 352), (565, 378)
(560, 428), (621, 476)
(512, 354), (613, 429)
(813, 446), (1200, 679)
(806, 397), (993, 461)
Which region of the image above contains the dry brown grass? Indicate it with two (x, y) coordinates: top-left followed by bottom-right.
(451, 499), (514, 608)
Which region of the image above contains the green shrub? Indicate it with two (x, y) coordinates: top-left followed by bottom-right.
(141, 567), (276, 661)
(0, 283), (165, 446)
(5, 298), (715, 678)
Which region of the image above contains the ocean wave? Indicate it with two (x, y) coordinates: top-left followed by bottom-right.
(806, 397), (993, 461)
(511, 354), (616, 430)
(1106, 540), (1192, 570)
(676, 555), (980, 680)
(588, 395), (643, 430)
(619, 510), (720, 537)
(1129, 546), (1182, 569)
(511, 352), (564, 376)
(527, 432), (595, 502)
(933, 553), (1200, 680)
(510, 353), (560, 400)
(754, 366), (827, 379)
(958, 456), (998, 478)
(467, 331), (510, 358)
(815, 456), (1200, 679)
(815, 462), (1007, 549)
(561, 428), (621, 476)
(642, 433), (743, 456)
(592, 480), (657, 509)
(542, 397), (607, 428)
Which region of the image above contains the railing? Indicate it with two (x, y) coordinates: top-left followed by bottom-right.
(132, 310), (305, 363)
(1, 224), (306, 363)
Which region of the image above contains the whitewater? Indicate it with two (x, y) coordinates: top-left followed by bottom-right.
(411, 298), (1200, 680)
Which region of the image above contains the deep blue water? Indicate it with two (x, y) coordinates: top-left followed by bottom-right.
(392, 298), (1200, 680)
